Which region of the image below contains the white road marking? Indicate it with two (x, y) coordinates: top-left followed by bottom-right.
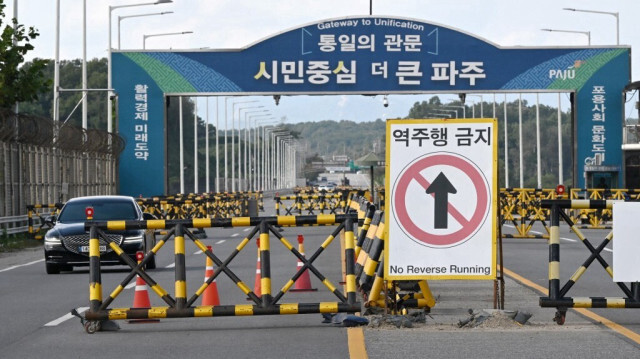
(194, 250), (203, 255)
(124, 282), (136, 289)
(216, 240), (226, 244)
(0, 259), (44, 273)
(243, 228), (251, 232)
(561, 237), (578, 242)
(231, 233), (239, 237)
(44, 307), (89, 327)
(165, 262), (175, 268)
(603, 248), (613, 252)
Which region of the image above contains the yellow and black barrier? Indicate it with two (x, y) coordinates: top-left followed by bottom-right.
(365, 257), (436, 313)
(539, 199), (640, 325)
(26, 203), (64, 239)
(275, 193), (347, 216)
(274, 195), (301, 216)
(82, 214), (359, 332)
(137, 192), (261, 219)
(350, 206), (435, 312)
(500, 188), (553, 239)
(354, 211), (383, 283)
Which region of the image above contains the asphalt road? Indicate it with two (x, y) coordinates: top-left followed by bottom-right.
(1, 201), (639, 358)
(0, 202), (354, 358)
(501, 222), (640, 333)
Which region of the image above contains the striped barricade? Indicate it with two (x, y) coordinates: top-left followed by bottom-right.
(539, 199), (640, 325)
(27, 203), (64, 239)
(81, 214), (360, 332)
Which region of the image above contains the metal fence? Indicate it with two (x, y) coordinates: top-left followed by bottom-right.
(0, 109), (124, 218)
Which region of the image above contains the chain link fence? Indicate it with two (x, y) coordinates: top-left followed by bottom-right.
(0, 109), (124, 217)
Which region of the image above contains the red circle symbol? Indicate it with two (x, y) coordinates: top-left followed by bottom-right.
(392, 153), (489, 247)
(85, 207), (94, 218)
(556, 184), (565, 195)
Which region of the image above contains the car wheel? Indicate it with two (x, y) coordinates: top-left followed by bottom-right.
(46, 262), (60, 274)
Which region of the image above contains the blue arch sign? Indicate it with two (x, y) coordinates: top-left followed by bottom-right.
(113, 16), (630, 196)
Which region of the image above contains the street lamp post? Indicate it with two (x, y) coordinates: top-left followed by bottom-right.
(143, 31), (193, 49)
(541, 28), (591, 45)
(563, 8), (619, 45)
(254, 119), (277, 190)
(444, 105), (466, 118)
(118, 11), (173, 49)
(437, 109), (458, 118)
(245, 113), (271, 191)
(108, 0), (172, 135)
(237, 108), (266, 190)
(427, 113), (453, 118)
(467, 95), (483, 117)
(231, 101), (259, 192)
(467, 99), (476, 118)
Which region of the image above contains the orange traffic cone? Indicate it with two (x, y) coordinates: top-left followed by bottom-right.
(201, 246), (220, 306)
(291, 235), (317, 292)
(129, 251), (159, 323)
(253, 239), (262, 297)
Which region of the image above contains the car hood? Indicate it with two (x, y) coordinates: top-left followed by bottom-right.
(48, 222), (142, 237)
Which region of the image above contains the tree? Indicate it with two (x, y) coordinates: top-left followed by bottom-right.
(0, 1), (50, 108)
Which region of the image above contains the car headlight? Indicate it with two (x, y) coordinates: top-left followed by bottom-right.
(44, 234), (62, 250)
(124, 234), (144, 243)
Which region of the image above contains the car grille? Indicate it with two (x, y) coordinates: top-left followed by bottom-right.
(62, 233), (124, 256)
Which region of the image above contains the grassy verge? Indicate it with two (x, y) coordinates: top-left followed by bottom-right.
(0, 232), (43, 252)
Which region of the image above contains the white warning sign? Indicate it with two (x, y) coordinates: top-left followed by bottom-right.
(385, 119), (497, 280)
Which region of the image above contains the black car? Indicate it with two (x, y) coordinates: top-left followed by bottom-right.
(44, 195), (156, 274)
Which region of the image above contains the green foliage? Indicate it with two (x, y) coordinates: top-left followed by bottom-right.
(282, 119), (386, 160)
(0, 1), (50, 108)
(18, 58), (108, 129)
(406, 97), (573, 187)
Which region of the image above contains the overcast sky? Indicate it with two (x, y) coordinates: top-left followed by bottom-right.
(7, 0), (640, 123)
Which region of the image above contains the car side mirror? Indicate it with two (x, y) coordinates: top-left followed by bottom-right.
(44, 215), (56, 226)
(142, 212), (157, 221)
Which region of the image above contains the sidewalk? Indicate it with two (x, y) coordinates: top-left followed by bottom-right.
(363, 277), (640, 358)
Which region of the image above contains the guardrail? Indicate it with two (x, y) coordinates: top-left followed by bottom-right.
(0, 215), (31, 235)
(81, 214), (360, 333)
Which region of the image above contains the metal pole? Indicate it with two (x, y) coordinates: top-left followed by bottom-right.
(206, 98), (210, 193)
(82, 0), (87, 130)
(616, 12), (619, 45)
(558, 93), (564, 184)
(232, 106), (236, 192)
(518, 94), (523, 188)
(244, 118), (249, 191)
(536, 93), (542, 188)
(493, 94), (496, 118)
(215, 98), (219, 192)
(179, 97), (184, 194)
(54, 0), (60, 124)
(504, 94), (509, 188)
(194, 98), (198, 194)
(53, 0), (60, 202)
(224, 98), (228, 191)
(108, 6), (113, 134)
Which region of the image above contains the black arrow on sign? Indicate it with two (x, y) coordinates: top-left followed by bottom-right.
(426, 172), (457, 229)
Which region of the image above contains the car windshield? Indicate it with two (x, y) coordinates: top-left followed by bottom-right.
(58, 199), (138, 222)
